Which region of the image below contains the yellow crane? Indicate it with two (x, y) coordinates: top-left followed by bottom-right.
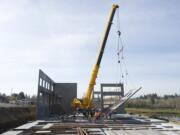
(72, 4), (119, 112)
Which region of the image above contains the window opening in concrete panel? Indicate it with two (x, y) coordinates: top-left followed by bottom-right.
(47, 82), (48, 89)
(43, 80), (45, 88)
(103, 95), (120, 108)
(47, 83), (49, 90)
(94, 94), (101, 102)
(94, 94), (101, 99)
(102, 87), (121, 92)
(46, 82), (48, 89)
(42, 80), (44, 87)
(39, 78), (42, 86)
(39, 92), (42, 97)
(51, 85), (53, 91)
(47, 83), (50, 90)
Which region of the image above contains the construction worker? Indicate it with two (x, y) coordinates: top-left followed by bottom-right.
(94, 109), (101, 120)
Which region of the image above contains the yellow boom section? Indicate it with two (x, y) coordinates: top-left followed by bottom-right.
(83, 64), (99, 108)
(72, 4), (119, 110)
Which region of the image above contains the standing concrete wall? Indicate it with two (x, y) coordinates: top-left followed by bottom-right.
(94, 83), (125, 114)
(37, 70), (55, 119)
(54, 83), (77, 114)
(37, 69), (77, 119)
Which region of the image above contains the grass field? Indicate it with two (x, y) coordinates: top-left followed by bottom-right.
(125, 108), (180, 118)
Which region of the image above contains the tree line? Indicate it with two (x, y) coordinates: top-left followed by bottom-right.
(0, 92), (36, 103)
(126, 93), (180, 109)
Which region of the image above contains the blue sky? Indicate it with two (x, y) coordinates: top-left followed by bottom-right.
(0, 0), (180, 97)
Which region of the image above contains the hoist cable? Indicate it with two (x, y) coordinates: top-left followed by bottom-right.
(114, 7), (124, 101)
(115, 6), (136, 91)
(115, 8), (123, 85)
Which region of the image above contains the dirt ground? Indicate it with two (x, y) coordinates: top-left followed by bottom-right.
(0, 107), (36, 133)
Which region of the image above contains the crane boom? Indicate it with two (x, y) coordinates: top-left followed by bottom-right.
(85, 4), (119, 107)
(72, 4), (119, 110)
